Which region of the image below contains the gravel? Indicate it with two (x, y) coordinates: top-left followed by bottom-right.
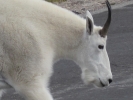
(54, 0), (132, 15)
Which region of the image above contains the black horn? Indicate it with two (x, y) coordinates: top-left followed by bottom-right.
(100, 0), (111, 37)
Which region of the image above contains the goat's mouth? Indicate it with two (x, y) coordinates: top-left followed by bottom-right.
(99, 78), (107, 87)
(100, 81), (106, 87)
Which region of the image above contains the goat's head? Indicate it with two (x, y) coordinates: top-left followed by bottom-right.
(77, 0), (112, 87)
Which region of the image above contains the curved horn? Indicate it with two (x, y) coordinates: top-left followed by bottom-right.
(100, 0), (111, 37)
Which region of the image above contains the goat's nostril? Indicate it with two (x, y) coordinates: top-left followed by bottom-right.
(108, 79), (112, 84)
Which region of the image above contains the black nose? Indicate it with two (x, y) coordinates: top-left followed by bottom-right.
(108, 79), (112, 84)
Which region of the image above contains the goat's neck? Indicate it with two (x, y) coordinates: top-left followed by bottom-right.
(52, 19), (86, 62)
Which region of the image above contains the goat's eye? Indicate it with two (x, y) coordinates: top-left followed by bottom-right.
(98, 45), (104, 49)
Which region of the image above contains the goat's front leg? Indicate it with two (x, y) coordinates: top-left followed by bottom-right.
(0, 80), (12, 99)
(14, 79), (53, 100)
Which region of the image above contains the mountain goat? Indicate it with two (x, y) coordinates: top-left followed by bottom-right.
(0, 0), (112, 100)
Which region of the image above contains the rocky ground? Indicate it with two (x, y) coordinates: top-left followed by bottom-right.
(54, 0), (132, 15)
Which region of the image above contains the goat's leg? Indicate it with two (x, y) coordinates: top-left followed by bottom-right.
(0, 89), (5, 100)
(5, 49), (54, 100)
(21, 87), (53, 100)
(12, 78), (53, 100)
(0, 80), (12, 89)
(0, 81), (12, 99)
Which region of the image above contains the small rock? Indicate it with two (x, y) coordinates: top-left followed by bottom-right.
(72, 11), (81, 14)
(110, 2), (116, 5)
(81, 8), (85, 11)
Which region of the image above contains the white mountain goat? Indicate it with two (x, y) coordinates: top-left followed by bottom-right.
(0, 0), (112, 100)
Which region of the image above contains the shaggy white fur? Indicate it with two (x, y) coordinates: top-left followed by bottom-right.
(0, 0), (112, 100)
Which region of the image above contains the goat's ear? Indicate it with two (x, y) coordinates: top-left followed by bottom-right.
(86, 11), (94, 35)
